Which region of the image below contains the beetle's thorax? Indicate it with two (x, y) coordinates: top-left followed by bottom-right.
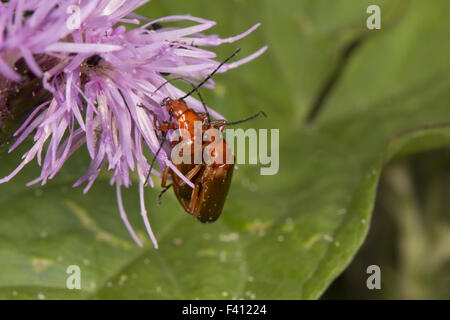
(164, 99), (206, 135)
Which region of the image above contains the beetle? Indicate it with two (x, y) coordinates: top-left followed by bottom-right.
(147, 49), (265, 222)
(157, 98), (235, 223)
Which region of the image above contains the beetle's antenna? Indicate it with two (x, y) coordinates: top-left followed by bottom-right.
(144, 109), (174, 186)
(151, 77), (186, 97)
(213, 111), (266, 127)
(180, 48), (241, 100)
(190, 84), (211, 124)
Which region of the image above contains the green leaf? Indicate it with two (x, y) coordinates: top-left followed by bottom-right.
(1, 0), (450, 299)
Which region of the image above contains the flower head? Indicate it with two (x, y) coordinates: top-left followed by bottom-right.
(0, 0), (267, 248)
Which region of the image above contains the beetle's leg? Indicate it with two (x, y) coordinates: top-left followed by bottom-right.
(177, 164), (203, 187)
(161, 166), (171, 188)
(152, 114), (166, 140)
(152, 113), (175, 135)
(189, 183), (201, 214)
(144, 110), (174, 186)
(152, 112), (159, 128)
(157, 183), (172, 205)
(158, 122), (176, 132)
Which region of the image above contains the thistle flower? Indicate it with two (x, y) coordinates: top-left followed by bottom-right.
(0, 0), (267, 248)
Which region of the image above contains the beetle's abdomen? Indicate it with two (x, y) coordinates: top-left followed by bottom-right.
(194, 164), (234, 223)
(172, 162), (197, 206)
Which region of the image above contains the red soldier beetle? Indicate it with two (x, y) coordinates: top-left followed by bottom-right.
(147, 49), (266, 223)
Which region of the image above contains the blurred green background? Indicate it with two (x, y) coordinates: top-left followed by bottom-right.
(0, 0), (449, 299)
